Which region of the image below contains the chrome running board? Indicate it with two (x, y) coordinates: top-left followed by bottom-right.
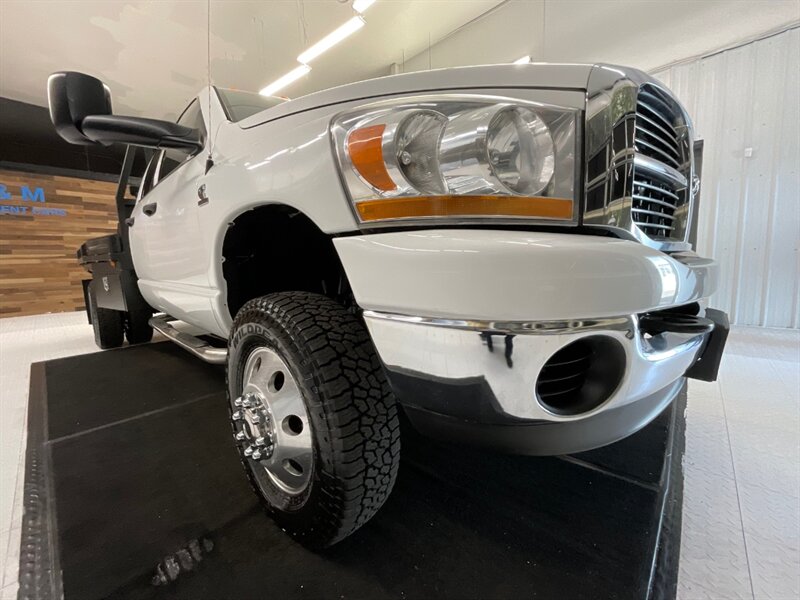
(148, 315), (227, 365)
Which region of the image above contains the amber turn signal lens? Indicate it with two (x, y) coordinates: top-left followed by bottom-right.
(355, 195), (574, 222)
(346, 125), (397, 192)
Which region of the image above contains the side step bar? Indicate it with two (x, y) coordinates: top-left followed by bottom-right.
(149, 315), (228, 365)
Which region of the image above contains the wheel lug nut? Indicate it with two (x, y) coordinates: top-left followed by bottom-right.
(243, 446), (253, 457)
(235, 431), (247, 442)
(251, 414), (261, 424)
(255, 436), (265, 446)
(233, 396), (243, 407)
(252, 450), (263, 460)
(232, 411), (243, 421)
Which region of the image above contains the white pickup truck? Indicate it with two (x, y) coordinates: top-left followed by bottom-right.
(50, 64), (728, 547)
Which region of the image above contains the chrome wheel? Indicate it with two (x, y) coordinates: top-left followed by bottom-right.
(232, 346), (313, 495)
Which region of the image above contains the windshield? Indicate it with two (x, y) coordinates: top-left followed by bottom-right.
(216, 88), (285, 122)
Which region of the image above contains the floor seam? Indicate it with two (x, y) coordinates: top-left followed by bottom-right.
(719, 376), (757, 600)
(47, 391), (223, 445)
(556, 455), (662, 491)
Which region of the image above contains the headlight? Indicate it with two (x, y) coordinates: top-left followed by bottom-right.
(332, 94), (578, 225)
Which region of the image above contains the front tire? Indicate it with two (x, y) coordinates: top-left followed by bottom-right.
(227, 292), (400, 548)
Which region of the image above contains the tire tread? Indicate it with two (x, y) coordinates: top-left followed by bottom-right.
(227, 291), (400, 547)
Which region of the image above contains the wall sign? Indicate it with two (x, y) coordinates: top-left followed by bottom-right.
(0, 182), (68, 216)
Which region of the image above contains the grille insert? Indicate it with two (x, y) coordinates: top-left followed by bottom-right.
(632, 84), (689, 241)
(632, 175), (684, 236)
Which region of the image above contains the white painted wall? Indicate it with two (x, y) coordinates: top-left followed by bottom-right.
(402, 0), (800, 73)
(654, 28), (800, 328)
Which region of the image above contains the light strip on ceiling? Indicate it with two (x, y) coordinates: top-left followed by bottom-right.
(259, 64), (311, 96)
(353, 0), (376, 13)
(513, 55), (531, 64)
(297, 16), (365, 64)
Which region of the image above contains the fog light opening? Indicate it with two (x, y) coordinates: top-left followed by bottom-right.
(535, 336), (625, 416)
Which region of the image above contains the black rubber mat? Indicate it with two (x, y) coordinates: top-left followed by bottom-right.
(19, 342), (685, 600)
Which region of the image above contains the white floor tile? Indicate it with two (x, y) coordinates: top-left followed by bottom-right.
(0, 584), (17, 600)
(0, 530), (8, 584)
(679, 467), (753, 599)
(745, 529), (800, 600)
(1, 528), (20, 589)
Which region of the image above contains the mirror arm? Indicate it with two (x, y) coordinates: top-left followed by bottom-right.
(160, 136), (203, 153)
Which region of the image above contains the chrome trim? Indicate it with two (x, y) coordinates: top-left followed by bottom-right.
(632, 207), (676, 221)
(642, 332), (704, 362)
(636, 112), (678, 144)
(362, 310), (631, 335)
(149, 314), (228, 364)
(632, 194), (676, 211)
(635, 125), (681, 161)
(634, 154), (687, 188)
(583, 64), (695, 252)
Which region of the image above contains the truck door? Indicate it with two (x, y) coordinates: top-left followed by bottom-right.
(129, 99), (212, 322)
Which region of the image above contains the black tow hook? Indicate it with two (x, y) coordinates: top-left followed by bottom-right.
(638, 313), (715, 336)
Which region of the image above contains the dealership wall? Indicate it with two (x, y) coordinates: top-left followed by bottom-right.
(653, 28), (800, 328)
(401, 0), (799, 73)
(0, 169), (118, 317)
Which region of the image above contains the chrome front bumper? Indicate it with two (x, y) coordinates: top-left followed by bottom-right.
(365, 310), (705, 420)
(363, 309), (724, 454)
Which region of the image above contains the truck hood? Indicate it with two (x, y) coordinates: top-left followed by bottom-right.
(238, 62), (595, 129)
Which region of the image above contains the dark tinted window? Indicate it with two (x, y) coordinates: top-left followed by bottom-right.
(138, 152), (159, 200)
(158, 149), (186, 181)
(178, 99), (206, 135)
(157, 99), (206, 182)
(216, 88), (285, 122)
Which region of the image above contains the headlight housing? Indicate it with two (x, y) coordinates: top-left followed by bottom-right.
(331, 94), (579, 226)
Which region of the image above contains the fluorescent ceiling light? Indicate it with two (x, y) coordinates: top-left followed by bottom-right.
(353, 0), (376, 13)
(259, 64), (311, 96)
(513, 55), (531, 64)
(297, 16), (365, 64)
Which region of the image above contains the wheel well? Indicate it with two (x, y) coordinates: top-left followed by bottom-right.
(222, 205), (354, 319)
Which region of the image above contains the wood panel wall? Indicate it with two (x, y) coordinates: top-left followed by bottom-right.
(0, 168), (118, 317)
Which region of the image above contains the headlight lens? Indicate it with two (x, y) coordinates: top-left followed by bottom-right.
(487, 107), (554, 195)
(332, 95), (578, 225)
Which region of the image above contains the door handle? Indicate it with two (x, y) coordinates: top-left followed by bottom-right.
(142, 202), (157, 216)
(197, 184), (209, 206)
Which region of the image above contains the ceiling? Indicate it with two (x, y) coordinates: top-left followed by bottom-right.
(0, 0), (503, 121)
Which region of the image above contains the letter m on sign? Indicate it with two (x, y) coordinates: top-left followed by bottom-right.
(21, 186), (45, 202)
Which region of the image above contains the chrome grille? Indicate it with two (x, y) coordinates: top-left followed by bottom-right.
(632, 84), (690, 240)
(583, 67), (695, 249)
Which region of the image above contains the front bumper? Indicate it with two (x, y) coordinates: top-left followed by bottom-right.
(363, 308), (727, 455)
(334, 229), (727, 454)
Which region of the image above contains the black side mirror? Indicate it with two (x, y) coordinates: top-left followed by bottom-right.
(47, 71), (202, 152)
(80, 115), (202, 152)
(47, 72), (112, 145)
